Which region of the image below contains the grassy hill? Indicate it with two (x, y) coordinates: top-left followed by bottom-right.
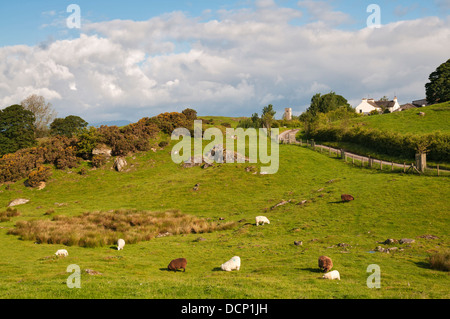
(344, 102), (450, 134)
(0, 139), (448, 299)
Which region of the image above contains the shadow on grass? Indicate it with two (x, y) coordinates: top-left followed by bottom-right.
(300, 268), (322, 273)
(212, 267), (223, 272)
(328, 201), (346, 204)
(414, 261), (430, 270)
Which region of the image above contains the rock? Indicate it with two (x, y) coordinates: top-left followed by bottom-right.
(400, 238), (415, 244)
(382, 238), (398, 245)
(271, 200), (291, 210)
(341, 194), (354, 202)
(37, 182), (46, 190)
(193, 183), (200, 191)
(219, 217), (225, 220)
(156, 232), (171, 238)
(8, 198), (29, 207)
(85, 269), (102, 276)
(92, 144), (112, 157)
(294, 241), (303, 246)
(297, 200), (308, 205)
(417, 234), (439, 240)
(114, 157), (127, 172)
(419, 112), (425, 116)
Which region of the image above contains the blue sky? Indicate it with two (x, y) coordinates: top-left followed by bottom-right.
(1, 0), (448, 47)
(0, 0), (449, 122)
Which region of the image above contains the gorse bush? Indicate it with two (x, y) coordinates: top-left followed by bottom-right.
(8, 209), (236, 247)
(27, 166), (52, 187)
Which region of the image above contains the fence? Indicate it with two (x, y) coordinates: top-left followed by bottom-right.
(288, 138), (448, 176)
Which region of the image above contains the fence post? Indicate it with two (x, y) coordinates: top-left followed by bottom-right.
(380, 160), (382, 170)
(403, 162), (406, 173)
(415, 153), (426, 173)
(391, 162), (394, 171)
(437, 164), (440, 176)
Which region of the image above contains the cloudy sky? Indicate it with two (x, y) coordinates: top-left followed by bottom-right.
(0, 0), (449, 124)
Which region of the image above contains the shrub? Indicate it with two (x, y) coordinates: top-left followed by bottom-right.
(220, 122), (232, 128)
(27, 166), (52, 187)
(159, 140), (169, 148)
(91, 154), (107, 168)
(429, 251), (450, 271)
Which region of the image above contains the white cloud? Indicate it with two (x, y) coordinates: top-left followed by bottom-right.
(0, 4), (449, 123)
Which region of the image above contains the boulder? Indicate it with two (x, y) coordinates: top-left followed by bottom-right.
(37, 182), (46, 190)
(341, 194), (354, 202)
(8, 198), (30, 207)
(400, 238), (415, 244)
(113, 157), (127, 172)
(92, 144), (112, 157)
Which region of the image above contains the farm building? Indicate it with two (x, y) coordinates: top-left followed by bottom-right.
(355, 97), (401, 114)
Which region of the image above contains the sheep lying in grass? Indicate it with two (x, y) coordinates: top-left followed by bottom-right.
(318, 256), (333, 272)
(117, 239), (125, 250)
(221, 256), (241, 271)
(168, 258), (187, 272)
(322, 270), (340, 280)
(55, 249), (68, 257)
(255, 216), (270, 226)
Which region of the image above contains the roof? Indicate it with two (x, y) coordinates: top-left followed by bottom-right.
(365, 100), (396, 109)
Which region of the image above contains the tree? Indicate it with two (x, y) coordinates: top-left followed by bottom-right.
(50, 115), (88, 137)
(21, 95), (57, 138)
(261, 104), (276, 134)
(0, 105), (36, 155)
(181, 108), (198, 121)
(425, 59), (450, 104)
(306, 92), (351, 116)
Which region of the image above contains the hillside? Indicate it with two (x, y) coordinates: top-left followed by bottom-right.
(344, 102), (450, 134)
(0, 140), (448, 298)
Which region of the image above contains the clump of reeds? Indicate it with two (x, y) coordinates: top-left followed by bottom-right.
(428, 251), (450, 272)
(0, 208), (20, 222)
(8, 209), (236, 247)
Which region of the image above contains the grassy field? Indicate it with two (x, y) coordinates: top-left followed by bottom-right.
(0, 136), (448, 299)
(343, 102), (450, 134)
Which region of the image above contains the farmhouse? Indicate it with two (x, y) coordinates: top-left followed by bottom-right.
(355, 97), (400, 114)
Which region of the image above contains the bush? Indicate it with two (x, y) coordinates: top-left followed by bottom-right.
(0, 208), (20, 222)
(91, 154), (107, 168)
(220, 122), (231, 128)
(27, 166), (52, 187)
(158, 140), (169, 148)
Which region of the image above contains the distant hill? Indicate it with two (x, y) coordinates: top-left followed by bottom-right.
(89, 120), (133, 128)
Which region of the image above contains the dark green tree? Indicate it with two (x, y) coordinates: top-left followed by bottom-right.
(181, 108), (198, 121)
(50, 115), (88, 137)
(425, 59), (450, 104)
(0, 105), (37, 155)
(261, 104), (276, 134)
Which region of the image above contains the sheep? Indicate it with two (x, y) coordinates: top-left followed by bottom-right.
(168, 258), (187, 272)
(255, 216), (270, 226)
(55, 249), (69, 257)
(318, 256), (333, 272)
(322, 270), (340, 280)
(117, 239), (125, 250)
(221, 256), (241, 271)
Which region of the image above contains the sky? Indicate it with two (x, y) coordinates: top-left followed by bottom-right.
(0, 0), (449, 124)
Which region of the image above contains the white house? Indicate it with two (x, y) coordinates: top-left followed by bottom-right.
(355, 97), (400, 114)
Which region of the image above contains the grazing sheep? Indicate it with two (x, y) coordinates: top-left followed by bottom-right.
(117, 239), (125, 250)
(55, 249), (69, 257)
(255, 216), (270, 226)
(168, 258), (187, 272)
(221, 256), (241, 271)
(318, 256), (333, 272)
(322, 270), (340, 280)
(341, 194), (354, 202)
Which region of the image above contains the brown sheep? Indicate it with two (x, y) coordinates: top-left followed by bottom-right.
(318, 256), (333, 272)
(341, 194), (354, 202)
(168, 258), (187, 272)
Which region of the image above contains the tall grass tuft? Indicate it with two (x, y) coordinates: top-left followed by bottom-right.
(8, 209), (236, 247)
(428, 251), (450, 271)
(0, 208), (20, 222)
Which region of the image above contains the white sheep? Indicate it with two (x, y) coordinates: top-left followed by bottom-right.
(117, 239), (125, 250)
(255, 216), (270, 226)
(221, 256), (241, 271)
(55, 249), (69, 257)
(322, 270), (340, 280)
